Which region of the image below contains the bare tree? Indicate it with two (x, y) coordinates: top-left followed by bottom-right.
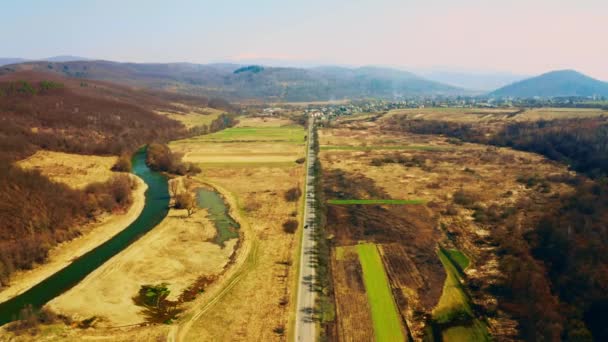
(169, 179), (180, 198)
(175, 192), (196, 217)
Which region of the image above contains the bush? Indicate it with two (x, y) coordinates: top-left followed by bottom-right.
(112, 154), (132, 172)
(284, 187), (302, 202)
(283, 219), (298, 233)
(146, 143), (201, 175)
(452, 189), (478, 207)
(295, 157), (305, 164)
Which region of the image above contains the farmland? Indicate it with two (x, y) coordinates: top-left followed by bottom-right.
(332, 246), (374, 341)
(319, 114), (576, 340)
(169, 117), (307, 341)
(170, 118), (305, 168)
(384, 106), (608, 122)
(357, 243), (405, 342)
(327, 199), (425, 205)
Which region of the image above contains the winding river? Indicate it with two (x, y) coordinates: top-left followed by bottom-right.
(0, 149), (169, 326)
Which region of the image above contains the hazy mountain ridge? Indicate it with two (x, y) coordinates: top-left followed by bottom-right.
(490, 70), (608, 98)
(2, 60), (467, 101)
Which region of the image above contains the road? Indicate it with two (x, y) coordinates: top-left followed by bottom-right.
(294, 118), (317, 342)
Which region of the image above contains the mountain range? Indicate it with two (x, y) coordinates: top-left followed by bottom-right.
(0, 60), (467, 101)
(2, 58), (607, 101)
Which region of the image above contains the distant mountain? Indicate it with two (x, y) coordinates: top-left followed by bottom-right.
(490, 70), (608, 98)
(419, 70), (528, 91)
(43, 55), (90, 62)
(0, 56), (89, 67)
(0, 58), (28, 66)
(1, 60), (467, 101)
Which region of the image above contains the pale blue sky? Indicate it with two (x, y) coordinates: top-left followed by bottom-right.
(2, 0), (607, 79)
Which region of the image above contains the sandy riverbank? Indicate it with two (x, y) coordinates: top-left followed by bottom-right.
(0, 175), (147, 304)
(47, 195), (237, 326)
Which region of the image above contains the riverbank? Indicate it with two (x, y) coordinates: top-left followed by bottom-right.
(0, 175), (147, 304)
(47, 182), (238, 326)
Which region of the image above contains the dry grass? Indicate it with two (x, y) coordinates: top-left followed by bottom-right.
(157, 109), (224, 129)
(47, 199), (237, 326)
(319, 121), (575, 339)
(236, 116), (295, 127)
(165, 116), (306, 340)
(17, 150), (117, 189)
(332, 245), (374, 341)
(183, 165), (304, 341)
(383, 107), (607, 123)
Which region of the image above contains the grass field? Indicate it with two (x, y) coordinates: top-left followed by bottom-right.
(433, 248), (489, 341)
(443, 248), (470, 273)
(157, 106), (224, 128)
(17, 150), (117, 189)
(170, 120), (305, 167)
(196, 126), (305, 143)
(383, 106), (608, 123)
(328, 199), (425, 205)
(332, 246), (375, 341)
(320, 145), (447, 151)
(357, 243), (405, 342)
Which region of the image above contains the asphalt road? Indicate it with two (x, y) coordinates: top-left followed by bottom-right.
(294, 119), (317, 342)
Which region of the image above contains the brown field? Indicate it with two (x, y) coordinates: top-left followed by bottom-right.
(384, 106), (607, 123)
(156, 107), (224, 129)
(332, 246), (374, 341)
(235, 116), (295, 127)
(319, 120), (575, 339)
(16, 150), (118, 189)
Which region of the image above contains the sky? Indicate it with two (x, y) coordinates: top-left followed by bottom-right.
(2, 0), (607, 80)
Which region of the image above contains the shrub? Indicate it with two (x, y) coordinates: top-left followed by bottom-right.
(452, 189), (478, 207)
(283, 219), (298, 233)
(284, 187), (302, 202)
(295, 157), (305, 164)
(112, 154), (132, 172)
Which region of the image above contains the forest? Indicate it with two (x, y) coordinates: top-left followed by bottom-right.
(0, 165), (135, 286)
(0, 71), (226, 288)
(383, 115), (608, 340)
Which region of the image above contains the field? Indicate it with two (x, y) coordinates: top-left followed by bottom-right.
(432, 249), (489, 341)
(157, 107), (224, 129)
(193, 126), (305, 143)
(384, 106), (608, 122)
(319, 117), (575, 339)
(357, 243), (405, 342)
(16, 150), (117, 189)
(320, 145), (447, 151)
(327, 199), (425, 205)
(170, 118), (305, 168)
(169, 117), (306, 341)
(332, 246), (374, 341)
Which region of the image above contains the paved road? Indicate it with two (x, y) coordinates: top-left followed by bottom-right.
(294, 119), (317, 342)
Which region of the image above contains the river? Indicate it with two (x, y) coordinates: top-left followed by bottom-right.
(0, 148), (169, 326)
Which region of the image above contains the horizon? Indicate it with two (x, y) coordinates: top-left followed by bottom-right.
(2, 0), (607, 81)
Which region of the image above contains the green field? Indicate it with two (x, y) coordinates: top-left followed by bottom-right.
(328, 199), (425, 205)
(197, 126), (305, 143)
(320, 145), (447, 151)
(433, 248), (489, 341)
(443, 248), (470, 273)
(356, 243), (405, 342)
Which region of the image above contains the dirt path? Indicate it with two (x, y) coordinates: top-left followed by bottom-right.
(0, 175), (147, 304)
